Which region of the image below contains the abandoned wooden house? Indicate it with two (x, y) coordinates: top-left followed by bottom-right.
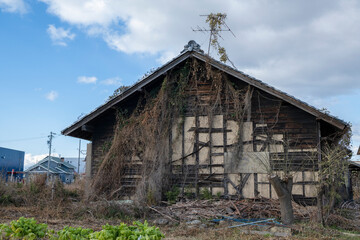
(62, 40), (349, 204)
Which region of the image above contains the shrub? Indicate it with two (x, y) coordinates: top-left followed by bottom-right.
(200, 188), (212, 200)
(165, 187), (180, 204)
(0, 217), (48, 240)
(0, 217), (165, 240)
(53, 226), (93, 240)
(89, 221), (164, 240)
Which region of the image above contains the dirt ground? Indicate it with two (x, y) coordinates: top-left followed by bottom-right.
(0, 202), (359, 240)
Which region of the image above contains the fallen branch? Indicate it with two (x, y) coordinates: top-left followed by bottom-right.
(230, 200), (241, 216)
(147, 205), (180, 223)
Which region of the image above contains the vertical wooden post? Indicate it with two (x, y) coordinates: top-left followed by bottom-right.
(169, 121), (173, 186)
(316, 120), (324, 225)
(181, 119), (185, 195)
(302, 171), (305, 197)
(283, 132), (289, 174)
(181, 120), (185, 175)
(254, 173), (258, 197)
(223, 115), (229, 197)
(195, 115), (200, 197)
(253, 133), (257, 152)
(209, 117), (213, 195)
(246, 86), (252, 122)
(239, 173), (243, 196)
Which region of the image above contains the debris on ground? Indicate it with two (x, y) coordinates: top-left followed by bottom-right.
(149, 198), (312, 224)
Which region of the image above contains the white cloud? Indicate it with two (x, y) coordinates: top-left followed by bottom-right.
(100, 77), (121, 86)
(348, 122), (360, 161)
(78, 76), (97, 84)
(0, 0), (27, 13)
(47, 24), (75, 46)
(24, 153), (47, 170)
(38, 0), (360, 99)
(45, 90), (58, 101)
(39, 0), (213, 56)
(352, 123), (360, 144)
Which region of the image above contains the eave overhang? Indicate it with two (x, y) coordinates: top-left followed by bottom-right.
(62, 47), (348, 140)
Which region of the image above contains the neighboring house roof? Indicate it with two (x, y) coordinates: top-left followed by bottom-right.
(62, 40), (348, 140)
(64, 157), (86, 173)
(349, 160), (360, 171)
(25, 156), (75, 174)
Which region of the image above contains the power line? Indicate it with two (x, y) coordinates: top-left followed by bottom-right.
(0, 136), (48, 144)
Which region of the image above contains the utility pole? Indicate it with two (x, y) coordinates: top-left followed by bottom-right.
(76, 114), (85, 175)
(47, 132), (54, 180)
(78, 139), (81, 174)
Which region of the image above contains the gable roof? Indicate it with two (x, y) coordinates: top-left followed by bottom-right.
(349, 160), (360, 171)
(62, 40), (348, 140)
(25, 156), (75, 174)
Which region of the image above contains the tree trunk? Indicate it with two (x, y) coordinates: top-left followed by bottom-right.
(269, 175), (294, 225)
(317, 185), (325, 226)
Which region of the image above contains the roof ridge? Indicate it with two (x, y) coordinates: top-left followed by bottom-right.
(62, 40), (348, 138)
(197, 53), (348, 128)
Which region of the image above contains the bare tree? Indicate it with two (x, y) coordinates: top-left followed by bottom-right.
(317, 128), (352, 225)
(252, 132), (297, 224)
(253, 129), (319, 225)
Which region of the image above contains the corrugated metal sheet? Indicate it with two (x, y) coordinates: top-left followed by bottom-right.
(0, 147), (24, 177)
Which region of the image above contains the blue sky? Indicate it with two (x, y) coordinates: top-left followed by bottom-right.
(0, 0), (359, 167)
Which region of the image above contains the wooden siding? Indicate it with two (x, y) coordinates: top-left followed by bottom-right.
(89, 63), (321, 203)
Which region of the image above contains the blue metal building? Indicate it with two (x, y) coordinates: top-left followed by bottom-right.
(0, 147), (25, 180)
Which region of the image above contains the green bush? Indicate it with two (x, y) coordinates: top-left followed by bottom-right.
(0, 194), (13, 205)
(89, 221), (164, 240)
(53, 226), (93, 240)
(0, 217), (164, 240)
(216, 192), (222, 199)
(184, 185), (194, 199)
(165, 186), (180, 204)
(0, 217), (48, 240)
(200, 188), (212, 200)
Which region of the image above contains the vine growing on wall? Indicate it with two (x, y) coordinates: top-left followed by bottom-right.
(91, 58), (250, 203)
(317, 127), (352, 226)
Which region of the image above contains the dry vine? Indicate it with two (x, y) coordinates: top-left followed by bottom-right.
(91, 58), (252, 203)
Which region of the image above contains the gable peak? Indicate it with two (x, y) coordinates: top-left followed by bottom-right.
(181, 40), (203, 54)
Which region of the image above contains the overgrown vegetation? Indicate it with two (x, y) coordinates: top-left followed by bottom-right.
(92, 58), (251, 203)
(90, 221), (164, 240)
(205, 13), (229, 63)
(0, 175), (83, 207)
(0, 217), (48, 239)
(55, 226), (93, 240)
(108, 85), (131, 101)
(0, 217), (164, 240)
(92, 61), (191, 203)
(317, 127), (353, 226)
(0, 179), (358, 239)
(165, 186), (180, 204)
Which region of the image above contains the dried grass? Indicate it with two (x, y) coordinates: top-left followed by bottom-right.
(0, 175), (83, 208)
